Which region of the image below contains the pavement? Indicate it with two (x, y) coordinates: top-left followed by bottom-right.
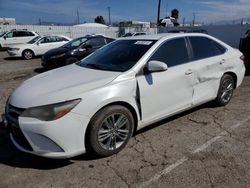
(0, 51), (249, 188)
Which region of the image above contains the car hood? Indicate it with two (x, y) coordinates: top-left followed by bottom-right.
(9, 64), (121, 108)
(43, 47), (71, 57)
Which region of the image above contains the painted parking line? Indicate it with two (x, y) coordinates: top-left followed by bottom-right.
(139, 116), (250, 188)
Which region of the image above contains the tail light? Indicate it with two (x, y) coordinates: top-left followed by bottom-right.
(240, 55), (245, 61)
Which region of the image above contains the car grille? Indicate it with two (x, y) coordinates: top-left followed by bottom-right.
(6, 104), (33, 151)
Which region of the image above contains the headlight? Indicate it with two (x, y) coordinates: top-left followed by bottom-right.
(21, 99), (81, 121)
(10, 48), (20, 51)
(50, 53), (65, 59)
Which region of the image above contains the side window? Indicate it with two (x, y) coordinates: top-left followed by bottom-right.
(5, 32), (13, 38)
(150, 38), (189, 67)
(14, 31), (28, 37)
(189, 37), (217, 60)
(210, 40), (226, 56)
(86, 38), (106, 48)
(56, 36), (69, 42)
(39, 37), (49, 44)
(27, 32), (35, 36)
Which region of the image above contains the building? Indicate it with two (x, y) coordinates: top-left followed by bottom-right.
(0, 18), (16, 25)
(119, 20), (151, 28)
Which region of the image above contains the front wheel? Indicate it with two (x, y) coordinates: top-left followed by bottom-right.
(215, 74), (235, 106)
(22, 49), (34, 60)
(86, 105), (134, 157)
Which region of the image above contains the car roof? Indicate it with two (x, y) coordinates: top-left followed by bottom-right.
(118, 33), (212, 41)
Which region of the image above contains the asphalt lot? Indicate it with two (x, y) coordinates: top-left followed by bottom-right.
(0, 51), (249, 188)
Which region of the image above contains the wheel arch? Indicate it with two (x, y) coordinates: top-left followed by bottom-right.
(22, 49), (35, 56)
(224, 72), (237, 89)
(85, 101), (139, 139)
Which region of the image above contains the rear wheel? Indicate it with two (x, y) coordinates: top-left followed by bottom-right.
(22, 49), (34, 60)
(65, 57), (78, 65)
(86, 105), (134, 157)
(215, 74), (235, 106)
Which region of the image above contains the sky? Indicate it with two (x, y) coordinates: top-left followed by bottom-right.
(0, 0), (250, 24)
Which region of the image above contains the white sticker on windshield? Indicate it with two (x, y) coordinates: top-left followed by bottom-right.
(134, 41), (152, 45)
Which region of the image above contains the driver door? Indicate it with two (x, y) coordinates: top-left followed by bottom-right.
(136, 37), (195, 124)
(35, 36), (53, 55)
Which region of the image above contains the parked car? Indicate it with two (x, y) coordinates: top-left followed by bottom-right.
(41, 35), (114, 68)
(239, 30), (250, 62)
(0, 29), (39, 49)
(7, 35), (71, 59)
(122, 32), (147, 37)
(4, 33), (245, 159)
(167, 29), (208, 34)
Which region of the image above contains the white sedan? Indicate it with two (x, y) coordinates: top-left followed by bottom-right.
(7, 35), (71, 59)
(5, 33), (245, 158)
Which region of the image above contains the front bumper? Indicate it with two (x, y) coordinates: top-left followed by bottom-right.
(5, 107), (90, 159)
(7, 50), (21, 57)
(41, 57), (66, 68)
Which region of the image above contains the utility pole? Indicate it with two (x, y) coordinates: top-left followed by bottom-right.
(166, 3), (168, 17)
(77, 8), (80, 24)
(107, 6), (111, 26)
(157, 0), (162, 25)
(183, 17), (185, 27)
(193, 12), (196, 26)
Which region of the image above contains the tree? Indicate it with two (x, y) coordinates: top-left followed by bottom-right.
(94, 16), (106, 25)
(171, 9), (180, 26)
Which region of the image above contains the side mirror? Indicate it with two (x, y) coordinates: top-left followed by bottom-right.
(146, 60), (168, 72)
(36, 42), (39, 46)
(3, 36), (6, 40)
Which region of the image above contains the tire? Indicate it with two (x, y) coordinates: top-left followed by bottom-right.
(86, 105), (134, 157)
(65, 57), (78, 65)
(215, 74), (235, 106)
(22, 49), (34, 60)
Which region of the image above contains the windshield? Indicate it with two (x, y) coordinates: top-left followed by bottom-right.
(27, 36), (42, 44)
(62, 37), (87, 49)
(79, 39), (156, 72)
(0, 31), (7, 38)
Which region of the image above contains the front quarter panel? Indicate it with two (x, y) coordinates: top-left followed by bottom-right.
(69, 77), (140, 124)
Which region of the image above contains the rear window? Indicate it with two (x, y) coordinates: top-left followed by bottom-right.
(189, 37), (226, 61)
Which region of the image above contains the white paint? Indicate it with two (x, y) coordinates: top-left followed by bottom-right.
(139, 116), (250, 188)
(8, 33), (245, 159)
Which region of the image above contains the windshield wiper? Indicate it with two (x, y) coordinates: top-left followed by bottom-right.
(84, 63), (107, 71)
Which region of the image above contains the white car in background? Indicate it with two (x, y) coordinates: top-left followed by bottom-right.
(5, 33), (245, 158)
(122, 32), (147, 37)
(7, 35), (71, 59)
(0, 29), (39, 48)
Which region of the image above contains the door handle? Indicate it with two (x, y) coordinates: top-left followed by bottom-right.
(185, 69), (193, 75)
(219, 59), (226, 65)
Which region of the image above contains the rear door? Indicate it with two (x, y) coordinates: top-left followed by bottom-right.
(187, 36), (227, 105)
(137, 37), (195, 124)
(54, 36), (70, 48)
(14, 31), (35, 44)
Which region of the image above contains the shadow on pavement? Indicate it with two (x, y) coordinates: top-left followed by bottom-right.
(4, 56), (41, 61)
(136, 102), (217, 136)
(0, 121), (73, 170)
(34, 67), (48, 73)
